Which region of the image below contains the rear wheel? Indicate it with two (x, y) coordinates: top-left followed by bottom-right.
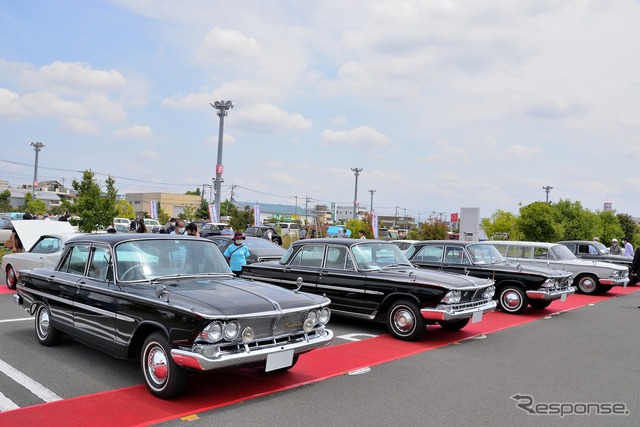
(439, 318), (470, 331)
(387, 300), (425, 341)
(498, 285), (528, 314)
(575, 274), (600, 295)
(6, 266), (17, 290)
(35, 305), (63, 346)
(528, 300), (552, 310)
(141, 332), (189, 399)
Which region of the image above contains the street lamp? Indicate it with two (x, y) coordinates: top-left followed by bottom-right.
(30, 142), (45, 198)
(210, 100), (234, 222)
(351, 167), (363, 219)
(368, 189), (376, 213)
(543, 186), (553, 203)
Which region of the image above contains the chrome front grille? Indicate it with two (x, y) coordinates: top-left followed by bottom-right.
(233, 311), (308, 340)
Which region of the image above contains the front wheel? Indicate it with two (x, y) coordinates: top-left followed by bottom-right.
(6, 266), (17, 290)
(387, 300), (425, 341)
(528, 300), (552, 310)
(141, 332), (189, 399)
(35, 305), (63, 346)
(439, 318), (470, 331)
(498, 285), (528, 314)
(575, 275), (600, 295)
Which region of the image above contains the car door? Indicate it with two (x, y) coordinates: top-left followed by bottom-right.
(280, 244), (324, 293)
(317, 245), (368, 314)
(28, 236), (63, 269)
(72, 244), (118, 352)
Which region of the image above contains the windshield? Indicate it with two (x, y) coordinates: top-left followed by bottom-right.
(115, 238), (231, 281)
(466, 243), (506, 264)
(351, 242), (411, 270)
(550, 244), (578, 261)
(593, 242), (608, 254)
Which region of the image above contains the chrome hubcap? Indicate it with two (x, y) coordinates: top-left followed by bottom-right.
(147, 347), (168, 384)
(393, 308), (415, 333)
(38, 309), (50, 337)
(503, 291), (521, 309)
(580, 278), (596, 292)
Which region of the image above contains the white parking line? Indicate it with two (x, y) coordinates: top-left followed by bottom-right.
(0, 392), (20, 412)
(337, 333), (378, 341)
(0, 358), (62, 406)
(0, 318), (32, 324)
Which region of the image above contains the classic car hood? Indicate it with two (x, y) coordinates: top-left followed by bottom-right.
(562, 258), (630, 271)
(12, 220), (75, 252)
(131, 277), (326, 317)
(375, 267), (494, 290)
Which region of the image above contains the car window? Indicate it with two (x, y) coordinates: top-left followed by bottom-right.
(324, 246), (354, 270)
(444, 247), (469, 264)
(412, 245), (443, 262)
(576, 244), (591, 255)
(88, 246), (112, 281)
(59, 244), (91, 275)
(31, 237), (61, 254)
(550, 244), (576, 260)
(290, 245), (325, 268)
(533, 247), (549, 259)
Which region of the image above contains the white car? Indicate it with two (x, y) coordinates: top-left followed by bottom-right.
(2, 220), (77, 289)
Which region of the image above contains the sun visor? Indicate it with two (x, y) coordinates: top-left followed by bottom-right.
(11, 220), (75, 252)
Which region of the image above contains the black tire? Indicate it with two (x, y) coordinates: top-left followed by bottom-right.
(575, 274), (600, 295)
(6, 265), (17, 290)
(498, 285), (528, 314)
(141, 332), (189, 399)
(528, 300), (552, 310)
(387, 299), (425, 341)
(598, 285), (613, 294)
(267, 355), (299, 373)
(35, 304), (63, 346)
(439, 318), (470, 331)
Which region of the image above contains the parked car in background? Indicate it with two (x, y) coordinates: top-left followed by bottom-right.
(487, 241), (629, 295)
(405, 241), (574, 314)
(113, 224), (131, 233)
(277, 222), (300, 237)
(143, 218), (162, 233)
(390, 240), (419, 252)
(13, 234), (332, 398)
(1, 218), (14, 247)
(199, 222), (228, 238)
(2, 220), (77, 289)
(244, 225), (283, 245)
(241, 239), (496, 341)
(208, 235), (286, 264)
(113, 218), (131, 228)
(378, 228), (399, 240)
(557, 240), (633, 269)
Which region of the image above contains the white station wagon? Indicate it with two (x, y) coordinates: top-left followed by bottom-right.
(486, 241), (630, 295)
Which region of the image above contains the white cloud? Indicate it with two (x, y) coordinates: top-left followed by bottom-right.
(114, 125), (153, 140)
(234, 103), (312, 133)
(321, 126), (391, 148)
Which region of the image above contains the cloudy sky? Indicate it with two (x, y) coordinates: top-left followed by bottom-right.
(2, 1), (640, 221)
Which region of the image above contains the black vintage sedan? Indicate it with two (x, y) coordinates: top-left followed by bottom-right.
(405, 241), (575, 314)
(13, 234), (332, 399)
(241, 239), (497, 341)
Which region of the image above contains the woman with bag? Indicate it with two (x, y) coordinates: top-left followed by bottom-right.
(223, 232), (250, 277)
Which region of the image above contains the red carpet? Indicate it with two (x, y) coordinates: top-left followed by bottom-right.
(0, 286), (637, 426)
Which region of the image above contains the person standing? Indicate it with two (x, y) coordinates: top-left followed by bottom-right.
(221, 224), (234, 236)
(136, 218), (147, 233)
(166, 218), (177, 234)
(623, 237), (634, 257)
(224, 232), (250, 276)
(609, 238), (622, 255)
(265, 227), (275, 242)
(171, 219), (186, 235)
(185, 222), (199, 236)
(358, 230), (366, 239)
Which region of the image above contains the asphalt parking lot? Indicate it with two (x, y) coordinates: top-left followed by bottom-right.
(1, 287), (639, 426)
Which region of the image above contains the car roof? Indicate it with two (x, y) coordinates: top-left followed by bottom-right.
(486, 240), (558, 247)
(65, 233), (200, 247)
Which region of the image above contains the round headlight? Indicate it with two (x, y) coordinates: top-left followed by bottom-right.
(318, 307), (331, 325)
(242, 327), (255, 343)
(224, 320), (240, 340)
(306, 310), (318, 325)
(442, 290), (461, 304)
(204, 321), (223, 342)
(482, 285), (495, 299)
(303, 317), (316, 333)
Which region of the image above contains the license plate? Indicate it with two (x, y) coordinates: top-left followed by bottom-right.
(471, 310), (483, 323)
(561, 293), (567, 302)
(265, 349), (294, 372)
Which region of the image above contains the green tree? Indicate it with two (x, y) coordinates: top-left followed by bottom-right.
(552, 199), (598, 240)
(597, 210), (623, 245)
(116, 200), (135, 219)
(480, 209), (518, 240)
(345, 218), (371, 238)
(179, 205), (197, 221)
(195, 198), (210, 220)
(617, 213), (637, 244)
(0, 190), (12, 212)
(22, 192), (47, 215)
(518, 202), (563, 242)
(185, 188), (201, 196)
(228, 204), (254, 232)
(157, 203), (170, 225)
(66, 170), (118, 232)
(417, 219), (449, 240)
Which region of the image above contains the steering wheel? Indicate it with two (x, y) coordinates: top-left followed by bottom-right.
(120, 264), (146, 281)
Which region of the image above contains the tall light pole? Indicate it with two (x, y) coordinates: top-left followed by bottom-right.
(368, 189), (376, 213)
(543, 185), (553, 203)
(351, 167), (363, 219)
(210, 100), (234, 221)
(30, 142), (45, 198)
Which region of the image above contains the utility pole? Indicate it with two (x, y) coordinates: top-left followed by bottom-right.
(210, 100), (234, 223)
(351, 167), (363, 219)
(30, 142), (45, 197)
(368, 189), (376, 213)
(543, 186), (553, 203)
(305, 196), (311, 223)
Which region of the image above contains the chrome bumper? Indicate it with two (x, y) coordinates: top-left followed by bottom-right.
(171, 328), (333, 371)
(527, 286), (575, 301)
(601, 277), (630, 287)
(421, 299), (497, 322)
